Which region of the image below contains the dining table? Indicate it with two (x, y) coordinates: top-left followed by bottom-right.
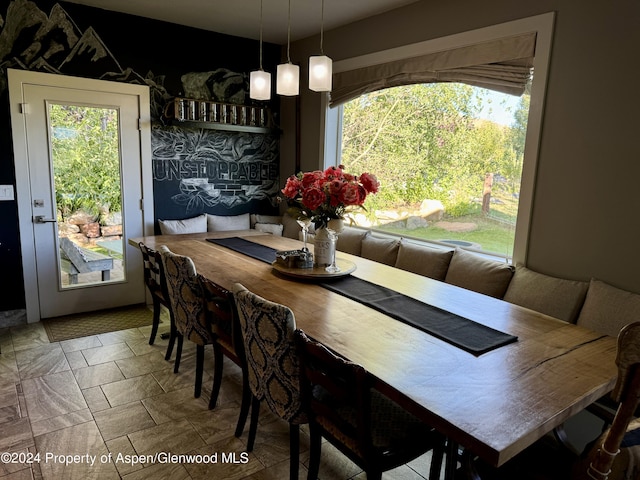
(129, 230), (618, 477)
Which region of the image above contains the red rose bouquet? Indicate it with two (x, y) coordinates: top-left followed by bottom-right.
(281, 165), (380, 229)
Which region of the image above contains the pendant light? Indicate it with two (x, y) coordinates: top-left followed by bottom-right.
(277, 0), (299, 96)
(309, 0), (332, 92)
(250, 0), (271, 100)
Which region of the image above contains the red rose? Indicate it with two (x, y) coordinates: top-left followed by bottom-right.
(281, 176), (302, 198)
(302, 187), (326, 211)
(301, 171), (323, 189)
(340, 183), (365, 206)
(323, 165), (343, 181)
(359, 172), (380, 194)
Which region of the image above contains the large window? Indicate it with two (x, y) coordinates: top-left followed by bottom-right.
(325, 14), (554, 264)
(339, 83), (529, 259)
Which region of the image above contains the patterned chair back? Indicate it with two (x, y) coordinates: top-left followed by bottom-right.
(159, 246), (213, 346)
(232, 283), (306, 425)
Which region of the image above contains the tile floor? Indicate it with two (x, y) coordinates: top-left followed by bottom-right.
(0, 311), (440, 480)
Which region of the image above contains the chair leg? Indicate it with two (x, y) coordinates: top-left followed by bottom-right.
(165, 315), (177, 361)
(289, 424), (300, 480)
(307, 423), (322, 480)
(247, 395), (261, 452)
(195, 344), (204, 398)
(174, 334), (183, 374)
(235, 368), (251, 437)
(428, 436), (446, 480)
(148, 298), (161, 345)
(209, 343), (224, 410)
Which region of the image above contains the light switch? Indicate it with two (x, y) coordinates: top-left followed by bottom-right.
(0, 185), (15, 201)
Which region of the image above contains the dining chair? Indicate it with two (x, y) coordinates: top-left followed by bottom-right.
(138, 242), (175, 354)
(232, 283), (306, 480)
(461, 321), (640, 480)
(294, 329), (445, 480)
(159, 245), (215, 400)
(198, 275), (251, 423)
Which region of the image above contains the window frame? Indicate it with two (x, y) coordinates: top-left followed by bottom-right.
(323, 13), (555, 265)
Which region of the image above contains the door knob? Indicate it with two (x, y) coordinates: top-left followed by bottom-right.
(34, 215), (57, 223)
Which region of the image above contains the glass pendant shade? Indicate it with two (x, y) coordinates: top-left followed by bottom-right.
(309, 55), (333, 92)
(277, 63), (300, 96)
(250, 70), (271, 100)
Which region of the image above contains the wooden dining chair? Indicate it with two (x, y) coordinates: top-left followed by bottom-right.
(461, 321), (640, 480)
(232, 283), (307, 480)
(159, 245), (215, 400)
(138, 242), (173, 349)
(197, 275), (251, 422)
(294, 329), (444, 480)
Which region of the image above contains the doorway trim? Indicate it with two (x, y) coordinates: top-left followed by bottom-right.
(8, 69), (154, 323)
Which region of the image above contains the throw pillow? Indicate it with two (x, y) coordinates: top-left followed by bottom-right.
(577, 278), (640, 337)
(206, 213), (250, 231)
(444, 248), (514, 298)
(395, 240), (454, 281)
(158, 214), (207, 235)
(360, 235), (400, 266)
(503, 264), (588, 323)
(336, 227), (369, 256)
(254, 223), (284, 236)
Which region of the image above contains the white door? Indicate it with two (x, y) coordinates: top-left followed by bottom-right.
(9, 70), (154, 320)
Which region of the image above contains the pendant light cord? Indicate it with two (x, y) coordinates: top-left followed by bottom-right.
(259, 0), (264, 70)
(286, 0), (292, 63)
(320, 0), (325, 55)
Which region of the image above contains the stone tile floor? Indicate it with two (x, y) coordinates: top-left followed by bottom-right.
(0, 312), (440, 479)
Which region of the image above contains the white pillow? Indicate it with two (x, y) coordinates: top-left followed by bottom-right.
(250, 214), (282, 228)
(254, 223), (284, 236)
(206, 213), (250, 231)
(158, 214), (207, 234)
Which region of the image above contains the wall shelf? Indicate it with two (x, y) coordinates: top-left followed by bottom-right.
(163, 97), (278, 134)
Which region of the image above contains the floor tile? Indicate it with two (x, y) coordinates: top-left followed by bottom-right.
(30, 407), (94, 437)
(65, 350), (89, 370)
(82, 386), (111, 412)
(73, 362), (125, 389)
(10, 323), (49, 352)
(97, 329), (146, 347)
(0, 417), (34, 452)
(141, 385), (209, 424)
(15, 344), (69, 380)
(22, 370), (86, 424)
(120, 461), (190, 480)
(81, 343), (135, 366)
(106, 436), (144, 477)
(93, 400), (156, 441)
(182, 436), (264, 480)
(59, 336), (102, 354)
(101, 374), (164, 407)
(128, 417), (206, 458)
(35, 421), (119, 480)
(115, 351), (169, 378)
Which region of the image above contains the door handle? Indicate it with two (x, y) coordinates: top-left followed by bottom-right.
(34, 215), (57, 223)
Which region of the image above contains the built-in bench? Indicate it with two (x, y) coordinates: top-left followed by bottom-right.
(59, 237), (113, 284)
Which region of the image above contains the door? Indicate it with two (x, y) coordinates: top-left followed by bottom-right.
(9, 70), (153, 320)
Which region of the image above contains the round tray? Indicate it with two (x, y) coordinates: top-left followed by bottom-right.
(272, 258), (356, 279)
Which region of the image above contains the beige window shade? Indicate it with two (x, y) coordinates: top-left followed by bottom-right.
(330, 32), (536, 107)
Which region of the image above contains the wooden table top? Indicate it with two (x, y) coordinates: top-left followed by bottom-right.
(129, 231), (618, 467)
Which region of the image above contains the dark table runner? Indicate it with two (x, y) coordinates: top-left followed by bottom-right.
(207, 236), (517, 355)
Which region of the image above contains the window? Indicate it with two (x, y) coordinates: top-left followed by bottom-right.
(324, 13), (554, 263)
(338, 83), (530, 260)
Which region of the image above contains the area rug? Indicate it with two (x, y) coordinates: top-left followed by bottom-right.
(43, 304), (158, 342)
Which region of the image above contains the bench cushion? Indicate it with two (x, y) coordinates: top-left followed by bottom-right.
(207, 213), (250, 231)
(445, 248), (514, 298)
(503, 264), (588, 323)
(361, 235), (400, 266)
(337, 227), (369, 256)
(158, 214), (207, 235)
(395, 240), (454, 281)
(577, 278), (640, 337)
(255, 223), (284, 236)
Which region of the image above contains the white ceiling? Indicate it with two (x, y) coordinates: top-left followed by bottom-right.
(61, 0), (419, 44)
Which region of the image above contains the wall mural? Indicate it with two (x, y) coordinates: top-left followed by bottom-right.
(0, 0), (279, 223)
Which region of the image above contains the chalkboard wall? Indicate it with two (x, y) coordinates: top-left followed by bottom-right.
(0, 0), (281, 311)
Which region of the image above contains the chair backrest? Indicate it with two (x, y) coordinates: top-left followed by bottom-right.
(199, 274), (243, 362)
(139, 243), (168, 301)
(159, 245), (213, 345)
(295, 329), (374, 459)
(580, 322), (640, 480)
(232, 283), (305, 424)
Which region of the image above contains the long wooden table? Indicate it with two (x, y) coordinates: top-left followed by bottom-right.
(130, 231), (618, 472)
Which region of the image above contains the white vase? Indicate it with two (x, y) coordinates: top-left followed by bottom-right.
(313, 227), (332, 267)
(313, 219), (343, 268)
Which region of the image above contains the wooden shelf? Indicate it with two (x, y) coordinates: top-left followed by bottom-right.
(174, 120), (277, 134)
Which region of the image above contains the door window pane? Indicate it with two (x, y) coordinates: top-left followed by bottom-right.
(49, 104), (124, 287)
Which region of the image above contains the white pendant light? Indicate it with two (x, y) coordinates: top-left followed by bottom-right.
(277, 0), (299, 96)
(250, 0), (271, 100)
(309, 0), (332, 92)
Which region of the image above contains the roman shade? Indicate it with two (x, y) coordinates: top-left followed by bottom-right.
(330, 32), (536, 107)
